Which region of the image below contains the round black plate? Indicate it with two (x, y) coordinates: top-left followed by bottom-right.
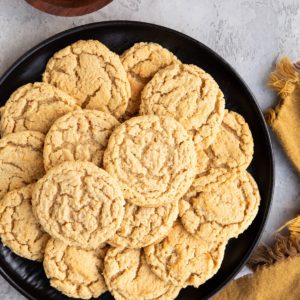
(0, 21), (273, 300)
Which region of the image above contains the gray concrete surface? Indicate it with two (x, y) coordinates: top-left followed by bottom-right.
(0, 0), (299, 299)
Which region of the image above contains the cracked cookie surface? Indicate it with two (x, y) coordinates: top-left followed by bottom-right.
(43, 40), (130, 119)
(0, 82), (80, 136)
(121, 42), (180, 117)
(179, 170), (260, 243)
(0, 131), (45, 199)
(144, 221), (226, 288)
(0, 184), (49, 261)
(140, 63), (225, 149)
(44, 238), (108, 299)
(192, 110), (254, 191)
(32, 161), (125, 249)
(103, 247), (180, 300)
(0, 106), (4, 120)
(109, 200), (178, 249)
(103, 115), (197, 207)
(43, 109), (119, 171)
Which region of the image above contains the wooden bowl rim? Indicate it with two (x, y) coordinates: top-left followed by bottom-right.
(25, 0), (113, 16)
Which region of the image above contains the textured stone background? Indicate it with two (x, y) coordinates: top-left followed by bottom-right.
(0, 0), (299, 299)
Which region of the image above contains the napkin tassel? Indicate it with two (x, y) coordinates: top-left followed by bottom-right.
(248, 215), (300, 271)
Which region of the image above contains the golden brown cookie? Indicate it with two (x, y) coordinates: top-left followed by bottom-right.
(192, 110), (254, 191)
(0, 106), (4, 120)
(121, 42), (180, 117)
(103, 115), (197, 207)
(32, 161), (125, 249)
(179, 170), (260, 243)
(44, 238), (108, 299)
(0, 185), (49, 261)
(0, 131), (45, 199)
(140, 63), (225, 149)
(144, 221), (226, 288)
(43, 40), (130, 119)
(104, 247), (180, 300)
(109, 200), (178, 249)
(0, 82), (80, 136)
(43, 109), (120, 171)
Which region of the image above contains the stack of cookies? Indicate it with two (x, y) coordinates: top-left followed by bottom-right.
(0, 40), (260, 300)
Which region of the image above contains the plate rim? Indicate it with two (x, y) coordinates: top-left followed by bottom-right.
(0, 20), (274, 300)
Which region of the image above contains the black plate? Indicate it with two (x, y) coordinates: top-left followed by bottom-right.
(0, 21), (273, 300)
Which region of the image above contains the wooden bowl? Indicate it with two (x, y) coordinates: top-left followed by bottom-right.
(25, 0), (113, 16)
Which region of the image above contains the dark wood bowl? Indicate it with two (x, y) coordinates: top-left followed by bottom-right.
(25, 0), (113, 16)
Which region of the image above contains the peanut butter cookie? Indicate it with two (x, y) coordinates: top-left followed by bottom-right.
(109, 200), (178, 249)
(121, 42), (180, 117)
(179, 170), (260, 243)
(0, 184), (49, 261)
(43, 109), (119, 171)
(104, 247), (180, 300)
(0, 82), (80, 136)
(44, 238), (108, 299)
(0, 131), (45, 199)
(32, 161), (125, 249)
(144, 221), (226, 288)
(43, 40), (130, 119)
(103, 115), (197, 207)
(0, 106), (4, 120)
(140, 63), (225, 149)
(192, 110), (254, 191)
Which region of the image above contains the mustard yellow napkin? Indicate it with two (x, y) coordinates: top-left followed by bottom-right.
(213, 226), (300, 300)
(213, 256), (300, 300)
(265, 57), (300, 173)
